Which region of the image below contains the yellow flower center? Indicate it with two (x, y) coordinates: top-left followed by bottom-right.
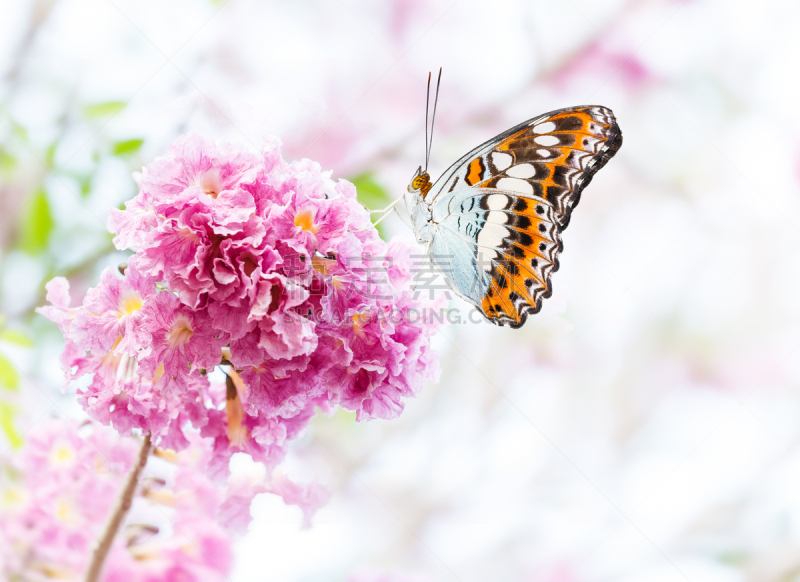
(49, 442), (76, 466)
(0, 487), (26, 510)
(55, 498), (77, 524)
(352, 312), (369, 339)
(195, 169), (222, 199)
(119, 293), (143, 317)
(167, 315), (194, 348)
(178, 227), (199, 242)
(294, 208), (317, 233)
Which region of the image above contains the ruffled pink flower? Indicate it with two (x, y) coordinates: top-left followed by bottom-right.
(271, 189), (351, 256)
(42, 132), (440, 484)
(0, 420), (303, 582)
(70, 260), (156, 356)
(107, 185), (159, 251)
(135, 206), (218, 308)
(240, 357), (327, 417)
(110, 133), (261, 251)
(265, 473), (330, 529)
(39, 274), (222, 448)
(36, 277), (76, 336)
(0, 421), (134, 580)
(138, 291), (226, 379)
(138, 133), (260, 208)
(249, 273), (318, 360)
(199, 397), (324, 478)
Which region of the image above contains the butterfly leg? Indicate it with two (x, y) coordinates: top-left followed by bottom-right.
(388, 206), (413, 229)
(370, 206), (406, 229)
(351, 197), (411, 232)
(365, 196), (404, 214)
(397, 209), (413, 229)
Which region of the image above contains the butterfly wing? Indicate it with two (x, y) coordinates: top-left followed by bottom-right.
(427, 105), (622, 327)
(429, 187), (562, 328)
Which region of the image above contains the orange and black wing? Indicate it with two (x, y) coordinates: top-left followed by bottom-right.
(429, 106), (622, 327)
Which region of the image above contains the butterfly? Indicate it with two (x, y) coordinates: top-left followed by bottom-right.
(402, 69), (622, 328)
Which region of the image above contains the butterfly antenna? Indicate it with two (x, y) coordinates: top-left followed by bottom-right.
(424, 71), (431, 172)
(426, 67), (442, 173)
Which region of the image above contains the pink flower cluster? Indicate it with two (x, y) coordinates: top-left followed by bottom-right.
(0, 420), (259, 581)
(39, 134), (439, 472)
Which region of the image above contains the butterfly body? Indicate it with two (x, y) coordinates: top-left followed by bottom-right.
(407, 105), (622, 328)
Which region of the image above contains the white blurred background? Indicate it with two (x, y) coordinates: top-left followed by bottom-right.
(3, 0), (800, 580)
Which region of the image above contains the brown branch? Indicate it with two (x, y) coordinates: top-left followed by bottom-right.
(83, 432), (152, 582)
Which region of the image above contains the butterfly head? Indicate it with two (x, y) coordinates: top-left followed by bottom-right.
(408, 166), (432, 198)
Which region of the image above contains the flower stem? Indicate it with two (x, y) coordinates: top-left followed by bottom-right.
(83, 432), (152, 582)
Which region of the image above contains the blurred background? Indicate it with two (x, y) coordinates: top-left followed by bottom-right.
(3, 0), (800, 580)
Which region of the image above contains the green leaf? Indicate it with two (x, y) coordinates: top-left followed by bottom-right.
(0, 329), (34, 348)
(112, 139), (144, 156)
(11, 122), (27, 142)
(44, 142), (57, 170)
(0, 354), (19, 391)
(333, 408), (357, 424)
(0, 402), (22, 449)
(17, 189), (54, 255)
(350, 173), (393, 239)
(78, 174), (93, 197)
(0, 148), (16, 174)
(85, 101), (126, 119)
(350, 173), (391, 209)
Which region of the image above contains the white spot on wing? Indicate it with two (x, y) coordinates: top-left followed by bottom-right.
(582, 137), (599, 152)
(535, 135), (560, 146)
(496, 177), (533, 195)
(533, 121), (556, 134)
(506, 164), (535, 179)
(486, 210), (508, 224)
(537, 149), (551, 158)
(491, 152), (512, 171)
(487, 194), (509, 210)
(477, 222), (508, 249)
